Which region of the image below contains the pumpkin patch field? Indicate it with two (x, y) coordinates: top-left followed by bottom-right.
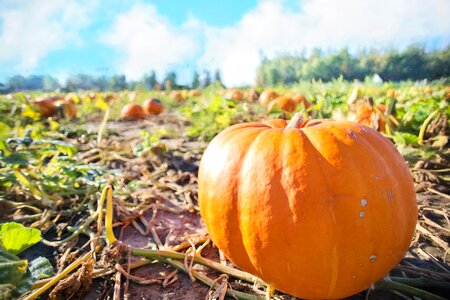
(0, 81), (449, 299)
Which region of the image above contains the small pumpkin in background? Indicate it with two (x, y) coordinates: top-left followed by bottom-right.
(423, 86), (433, 95)
(349, 97), (387, 132)
(246, 88), (260, 102)
(198, 114), (417, 299)
(143, 98), (163, 115)
(292, 95), (311, 109)
(386, 89), (397, 98)
(259, 90), (279, 106)
(188, 89), (201, 98)
(31, 98), (57, 118)
(87, 93), (97, 100)
(105, 93), (120, 103)
(225, 89), (243, 102)
(54, 99), (77, 120)
(170, 91), (185, 103)
(355, 103), (386, 132)
(267, 96), (297, 113)
(121, 103), (145, 120)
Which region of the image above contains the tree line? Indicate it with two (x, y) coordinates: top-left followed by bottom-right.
(0, 70), (223, 94)
(256, 46), (450, 86)
(1, 46), (449, 93)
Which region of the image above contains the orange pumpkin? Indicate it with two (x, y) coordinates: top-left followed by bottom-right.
(267, 96), (297, 112)
(105, 93), (119, 103)
(32, 98), (57, 117)
(121, 103), (145, 120)
(87, 93), (97, 100)
(386, 89), (397, 98)
(246, 89), (260, 102)
(143, 98), (163, 115)
(225, 89), (243, 102)
(259, 90), (279, 106)
(355, 103), (387, 132)
(198, 115), (417, 299)
(170, 91), (185, 103)
(423, 86), (433, 94)
(188, 89), (201, 98)
(292, 95), (311, 109)
(54, 99), (77, 119)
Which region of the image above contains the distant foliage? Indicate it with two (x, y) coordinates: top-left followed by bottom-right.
(1, 46), (448, 93)
(256, 46), (450, 86)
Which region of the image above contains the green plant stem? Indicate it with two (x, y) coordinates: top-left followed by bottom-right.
(41, 211), (99, 247)
(418, 110), (439, 145)
(130, 247), (266, 286)
(388, 276), (450, 290)
(375, 277), (447, 300)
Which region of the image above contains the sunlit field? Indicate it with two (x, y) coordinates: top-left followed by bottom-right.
(1, 80), (449, 299)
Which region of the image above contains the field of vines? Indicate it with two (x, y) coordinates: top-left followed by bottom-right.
(0, 80), (449, 299)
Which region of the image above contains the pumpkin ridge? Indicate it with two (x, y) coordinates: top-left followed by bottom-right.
(237, 128), (288, 276)
(199, 124), (270, 274)
(329, 124), (389, 288)
(296, 128), (344, 297)
(301, 123), (382, 297)
(352, 125), (417, 256)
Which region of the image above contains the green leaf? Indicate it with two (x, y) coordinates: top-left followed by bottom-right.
(52, 141), (78, 157)
(392, 132), (419, 146)
(0, 153), (31, 167)
(0, 123), (10, 140)
(0, 247), (29, 299)
(0, 247), (52, 299)
(29, 257), (53, 280)
(0, 223), (42, 255)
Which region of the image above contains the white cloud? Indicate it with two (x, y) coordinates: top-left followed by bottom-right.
(101, 3), (199, 80)
(2, 0), (448, 85)
(0, 0), (96, 72)
(198, 0), (450, 86)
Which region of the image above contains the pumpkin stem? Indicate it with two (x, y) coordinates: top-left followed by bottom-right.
(286, 113), (304, 129)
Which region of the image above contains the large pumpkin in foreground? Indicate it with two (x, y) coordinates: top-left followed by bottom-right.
(198, 116), (417, 299)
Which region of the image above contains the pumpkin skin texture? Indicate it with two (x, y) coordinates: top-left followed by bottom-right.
(121, 103), (145, 120)
(143, 98), (163, 115)
(198, 118), (417, 299)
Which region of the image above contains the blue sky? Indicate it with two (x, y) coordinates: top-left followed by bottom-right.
(0, 0), (449, 86)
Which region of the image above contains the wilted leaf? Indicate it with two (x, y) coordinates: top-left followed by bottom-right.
(431, 135), (448, 149)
